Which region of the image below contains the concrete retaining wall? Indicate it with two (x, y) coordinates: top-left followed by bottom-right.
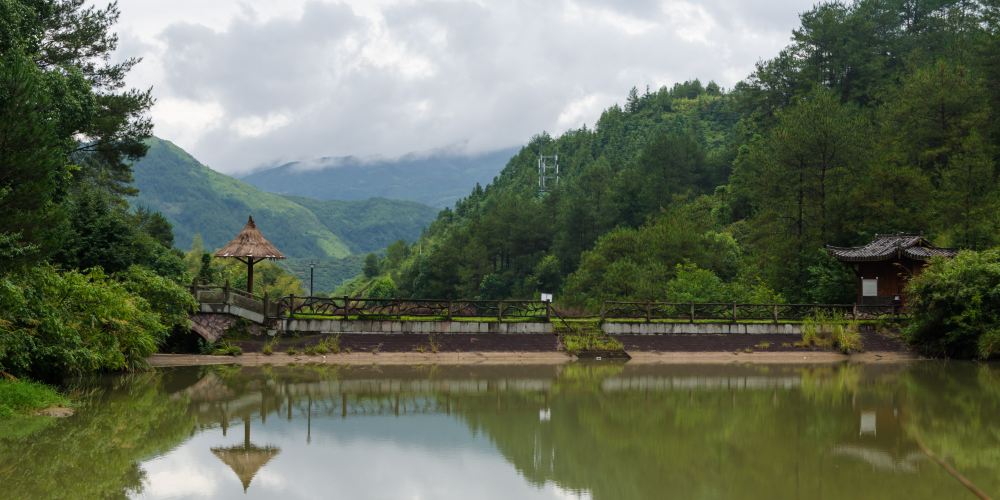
(280, 319), (554, 335)
(602, 322), (802, 335)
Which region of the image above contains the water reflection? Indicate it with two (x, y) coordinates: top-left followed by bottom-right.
(1, 362), (998, 499)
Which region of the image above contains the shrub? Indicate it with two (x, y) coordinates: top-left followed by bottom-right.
(905, 250), (1000, 359)
(115, 265), (196, 330)
(0, 266), (168, 380)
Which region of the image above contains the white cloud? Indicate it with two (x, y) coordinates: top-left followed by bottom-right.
(112, 0), (816, 173)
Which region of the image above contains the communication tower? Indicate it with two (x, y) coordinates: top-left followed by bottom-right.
(538, 154), (559, 195)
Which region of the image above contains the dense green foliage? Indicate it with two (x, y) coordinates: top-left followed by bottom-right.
(0, 0), (153, 270)
(131, 137), (437, 258)
(0, 266), (174, 379)
(0, 1), (199, 378)
(905, 250), (1000, 359)
(366, 0), (1000, 319)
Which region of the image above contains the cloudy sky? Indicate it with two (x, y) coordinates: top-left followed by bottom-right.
(112, 0), (817, 174)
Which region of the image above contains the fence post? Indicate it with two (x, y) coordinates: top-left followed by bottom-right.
(223, 280), (231, 304)
(446, 300), (452, 321)
(497, 301), (504, 322)
(689, 302), (695, 323)
(545, 301), (551, 322)
(263, 291), (269, 318)
(289, 293), (295, 318)
(773, 304), (779, 324)
(599, 302), (606, 322)
(732, 303), (737, 323)
(343, 295), (350, 320)
(645, 302), (652, 323)
(853, 304), (859, 320)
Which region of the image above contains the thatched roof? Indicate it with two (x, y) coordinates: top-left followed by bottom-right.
(215, 216), (285, 260)
(827, 234), (957, 262)
(211, 444), (281, 492)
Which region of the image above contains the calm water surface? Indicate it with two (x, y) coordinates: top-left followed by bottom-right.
(1, 362), (998, 499)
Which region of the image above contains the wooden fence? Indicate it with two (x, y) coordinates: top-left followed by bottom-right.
(599, 301), (900, 323)
(277, 296), (551, 322)
(190, 284), (900, 324)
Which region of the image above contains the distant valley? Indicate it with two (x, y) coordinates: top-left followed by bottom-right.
(240, 147), (517, 208)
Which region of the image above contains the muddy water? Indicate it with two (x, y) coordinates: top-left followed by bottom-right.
(1, 362), (998, 499)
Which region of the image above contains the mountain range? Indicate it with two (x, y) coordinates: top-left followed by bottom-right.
(240, 147), (517, 208)
(129, 138), (442, 290)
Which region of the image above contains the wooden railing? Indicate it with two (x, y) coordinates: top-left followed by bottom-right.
(190, 283), (278, 316)
(599, 301), (901, 323)
(277, 296), (551, 322)
(189, 283), (900, 324)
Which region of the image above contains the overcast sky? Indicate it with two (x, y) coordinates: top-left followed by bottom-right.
(112, 0), (817, 174)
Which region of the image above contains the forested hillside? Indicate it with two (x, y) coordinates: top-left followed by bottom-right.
(241, 147), (518, 208)
(356, 0), (1000, 309)
(132, 138), (438, 257)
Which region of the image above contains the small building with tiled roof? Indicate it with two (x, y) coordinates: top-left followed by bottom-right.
(827, 234), (957, 305)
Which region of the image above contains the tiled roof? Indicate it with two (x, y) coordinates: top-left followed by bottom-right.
(826, 234), (957, 262)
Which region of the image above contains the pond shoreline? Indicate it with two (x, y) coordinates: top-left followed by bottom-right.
(148, 350), (921, 367)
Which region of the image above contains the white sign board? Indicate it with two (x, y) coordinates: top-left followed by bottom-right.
(540, 293), (553, 303)
(862, 279), (878, 297)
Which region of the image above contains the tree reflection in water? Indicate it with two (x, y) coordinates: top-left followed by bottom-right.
(1, 362), (997, 499)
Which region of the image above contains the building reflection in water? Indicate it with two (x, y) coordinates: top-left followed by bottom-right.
(210, 417), (280, 493)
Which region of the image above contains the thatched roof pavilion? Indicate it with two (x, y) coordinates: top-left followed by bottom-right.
(215, 216), (285, 295)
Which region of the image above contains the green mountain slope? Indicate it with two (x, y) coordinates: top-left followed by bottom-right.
(282, 196), (438, 254)
(131, 138), (351, 258)
(130, 138), (437, 261)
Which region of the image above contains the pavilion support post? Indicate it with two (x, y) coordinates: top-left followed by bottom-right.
(247, 258), (255, 296)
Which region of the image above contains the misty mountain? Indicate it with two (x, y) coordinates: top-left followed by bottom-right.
(240, 148), (518, 208)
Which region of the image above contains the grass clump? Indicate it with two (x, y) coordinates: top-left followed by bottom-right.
(0, 379), (69, 418)
(556, 319), (624, 355)
(286, 347), (300, 356)
(802, 311), (862, 354)
(261, 337), (277, 356)
(208, 340), (242, 356)
(304, 335), (341, 356)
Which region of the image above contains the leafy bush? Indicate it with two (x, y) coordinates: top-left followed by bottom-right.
(905, 250), (1000, 359)
(0, 266), (168, 379)
(116, 265), (196, 330)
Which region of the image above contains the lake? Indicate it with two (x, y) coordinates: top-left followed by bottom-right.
(1, 361), (997, 499)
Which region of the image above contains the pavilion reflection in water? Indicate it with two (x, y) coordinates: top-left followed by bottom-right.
(210, 418), (280, 493)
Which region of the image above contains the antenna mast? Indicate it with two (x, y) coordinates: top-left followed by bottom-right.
(538, 154), (559, 196)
